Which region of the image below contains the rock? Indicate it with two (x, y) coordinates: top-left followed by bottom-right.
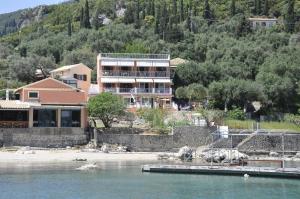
(81, 148), (99, 153)
(202, 149), (248, 163)
(117, 146), (127, 152)
(294, 152), (300, 158)
(101, 145), (109, 153)
(176, 146), (193, 161)
(76, 163), (99, 171)
(23, 150), (35, 154)
(269, 151), (279, 157)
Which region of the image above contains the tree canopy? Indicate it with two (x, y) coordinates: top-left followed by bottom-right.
(87, 93), (125, 128)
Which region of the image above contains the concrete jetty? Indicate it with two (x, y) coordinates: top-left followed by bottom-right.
(142, 165), (300, 179)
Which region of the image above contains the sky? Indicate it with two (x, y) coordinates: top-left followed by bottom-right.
(0, 0), (65, 14)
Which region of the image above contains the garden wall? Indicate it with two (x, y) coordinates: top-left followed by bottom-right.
(0, 128), (88, 148)
(97, 126), (216, 152)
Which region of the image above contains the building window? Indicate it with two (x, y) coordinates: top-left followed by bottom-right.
(74, 74), (87, 81)
(28, 91), (39, 99)
(63, 80), (77, 88)
(61, 110), (81, 127)
(33, 109), (57, 127)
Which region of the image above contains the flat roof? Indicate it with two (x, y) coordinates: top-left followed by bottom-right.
(0, 100), (40, 110)
(99, 53), (170, 60)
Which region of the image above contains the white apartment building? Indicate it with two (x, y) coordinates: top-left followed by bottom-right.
(96, 53), (173, 109)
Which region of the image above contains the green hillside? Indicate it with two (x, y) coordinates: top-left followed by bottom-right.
(0, 0), (300, 113)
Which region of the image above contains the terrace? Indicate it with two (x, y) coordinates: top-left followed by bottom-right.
(100, 53), (170, 60)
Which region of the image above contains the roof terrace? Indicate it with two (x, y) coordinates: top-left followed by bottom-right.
(99, 53), (170, 60)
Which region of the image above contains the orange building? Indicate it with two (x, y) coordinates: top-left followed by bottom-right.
(0, 78), (88, 128)
(50, 63), (92, 100)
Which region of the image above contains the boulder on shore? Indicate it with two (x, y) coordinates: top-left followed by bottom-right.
(269, 151), (279, 157)
(201, 149), (248, 163)
(176, 146), (193, 161)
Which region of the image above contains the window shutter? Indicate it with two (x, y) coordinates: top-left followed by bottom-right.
(73, 74), (78, 79)
(83, 75), (87, 81)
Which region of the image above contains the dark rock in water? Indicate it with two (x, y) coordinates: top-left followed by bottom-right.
(74, 158), (87, 162)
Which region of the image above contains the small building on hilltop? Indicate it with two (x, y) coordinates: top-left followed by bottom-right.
(248, 17), (278, 29)
(0, 78), (88, 128)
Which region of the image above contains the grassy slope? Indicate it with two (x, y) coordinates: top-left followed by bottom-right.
(224, 119), (300, 132)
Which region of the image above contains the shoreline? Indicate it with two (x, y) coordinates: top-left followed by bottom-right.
(0, 149), (161, 164)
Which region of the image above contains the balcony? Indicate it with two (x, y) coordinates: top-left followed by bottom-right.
(104, 88), (117, 93)
(103, 87), (172, 95)
(102, 70), (170, 78)
(100, 53), (170, 60)
(119, 88), (134, 93)
(155, 88), (171, 94)
(102, 70), (136, 77)
(136, 88), (152, 93)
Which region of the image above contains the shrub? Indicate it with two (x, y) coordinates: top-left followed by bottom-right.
(227, 106), (245, 120)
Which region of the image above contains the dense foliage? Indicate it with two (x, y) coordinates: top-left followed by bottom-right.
(0, 0), (300, 113)
(88, 92), (125, 128)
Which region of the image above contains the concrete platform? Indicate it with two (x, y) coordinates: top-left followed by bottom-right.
(142, 165), (300, 179)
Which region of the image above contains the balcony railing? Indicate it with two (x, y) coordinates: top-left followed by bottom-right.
(137, 88), (152, 93)
(155, 88), (171, 94)
(100, 53), (170, 60)
(102, 70), (136, 77)
(104, 88), (117, 93)
(119, 88), (134, 93)
(102, 70), (170, 78)
(104, 87), (171, 95)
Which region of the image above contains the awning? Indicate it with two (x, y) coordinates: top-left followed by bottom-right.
(101, 78), (119, 83)
(0, 100), (40, 110)
(153, 79), (171, 83)
(119, 79), (135, 83)
(136, 79), (153, 83)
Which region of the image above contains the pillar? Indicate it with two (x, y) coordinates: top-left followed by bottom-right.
(28, 108), (33, 128)
(57, 108), (61, 127)
(80, 107), (86, 128)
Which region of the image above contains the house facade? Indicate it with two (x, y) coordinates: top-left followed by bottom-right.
(0, 78), (88, 128)
(249, 17), (278, 29)
(96, 53), (173, 109)
(50, 63), (92, 99)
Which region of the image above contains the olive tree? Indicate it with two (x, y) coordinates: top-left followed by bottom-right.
(88, 93), (125, 128)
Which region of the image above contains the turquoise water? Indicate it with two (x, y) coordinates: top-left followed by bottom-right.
(0, 161), (300, 199)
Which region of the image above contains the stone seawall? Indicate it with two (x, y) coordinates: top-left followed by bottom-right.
(97, 126), (215, 152)
(238, 133), (300, 153)
(0, 128), (88, 148)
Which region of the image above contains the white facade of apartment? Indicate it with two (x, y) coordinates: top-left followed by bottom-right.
(97, 53), (173, 109)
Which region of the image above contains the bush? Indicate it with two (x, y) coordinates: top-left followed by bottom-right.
(137, 108), (168, 132)
(284, 114), (300, 126)
(227, 106), (245, 120)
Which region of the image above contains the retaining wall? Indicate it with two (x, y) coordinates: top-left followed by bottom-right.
(238, 133), (300, 153)
(97, 126), (215, 152)
(0, 128), (88, 148)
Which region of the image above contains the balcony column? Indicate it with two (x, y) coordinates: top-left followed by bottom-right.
(116, 83), (120, 93)
(28, 108), (33, 128)
(57, 108), (61, 128)
(134, 61), (137, 76)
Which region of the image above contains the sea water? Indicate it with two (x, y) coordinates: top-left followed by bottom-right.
(0, 161), (299, 199)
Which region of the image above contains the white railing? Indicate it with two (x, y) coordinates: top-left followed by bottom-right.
(100, 53), (170, 60)
(104, 87), (172, 95)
